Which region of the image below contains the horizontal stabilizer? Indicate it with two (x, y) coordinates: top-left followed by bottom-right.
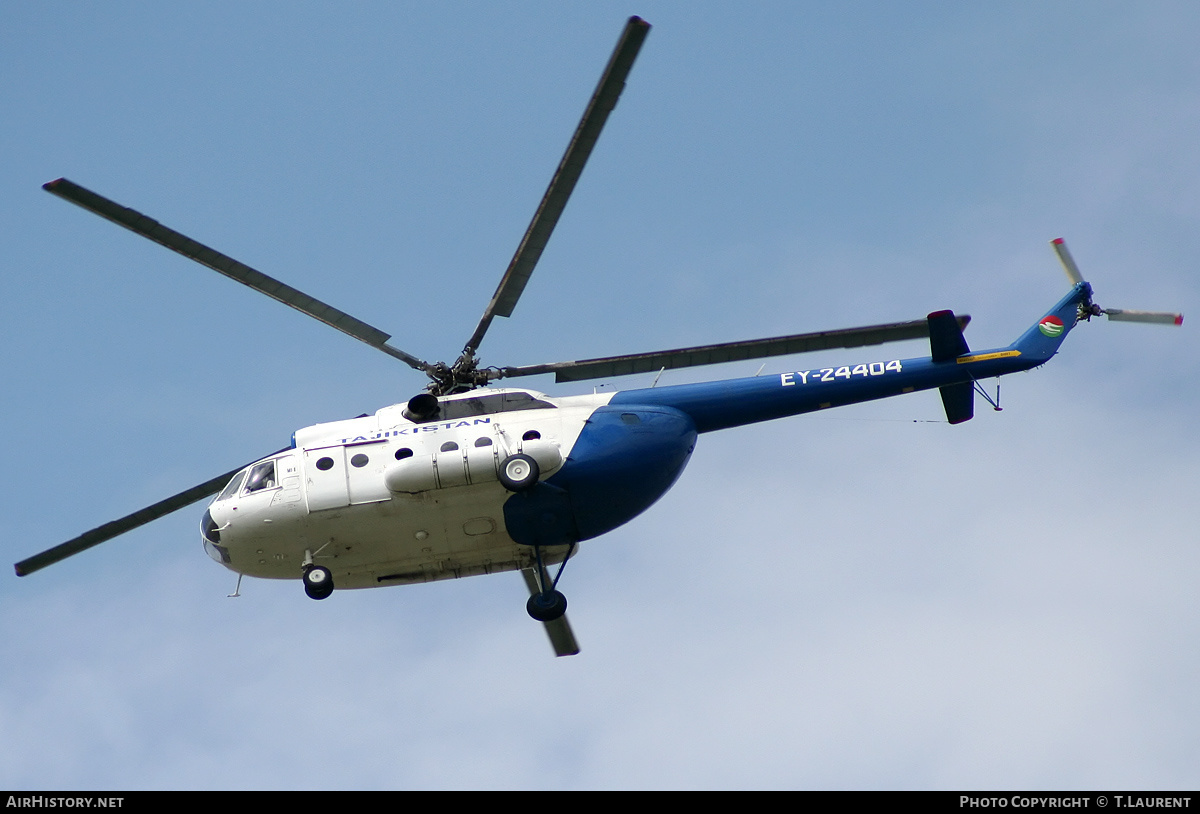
(939, 381), (974, 424)
(927, 310), (971, 362)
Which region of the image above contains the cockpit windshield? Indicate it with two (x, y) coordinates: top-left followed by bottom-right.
(216, 470), (247, 502)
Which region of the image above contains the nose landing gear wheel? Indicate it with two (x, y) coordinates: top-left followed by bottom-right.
(526, 589), (567, 622)
(303, 565), (334, 600)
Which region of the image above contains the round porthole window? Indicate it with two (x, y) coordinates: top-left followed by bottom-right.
(522, 430), (541, 441)
(316, 457), (334, 471)
(350, 453), (369, 468)
(395, 448), (414, 461)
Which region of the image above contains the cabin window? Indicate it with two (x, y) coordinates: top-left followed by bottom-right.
(440, 441), (459, 452)
(395, 448), (414, 460)
(473, 437), (492, 447)
(244, 460), (277, 493)
(316, 456), (335, 471)
(350, 453), (370, 468)
(522, 430), (541, 441)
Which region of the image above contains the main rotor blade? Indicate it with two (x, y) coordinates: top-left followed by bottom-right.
(14, 449), (288, 577)
(464, 16), (651, 354)
(1105, 308), (1184, 325)
(499, 316), (970, 383)
(43, 178), (432, 373)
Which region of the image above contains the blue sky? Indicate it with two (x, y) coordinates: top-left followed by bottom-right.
(2, 2), (1197, 789)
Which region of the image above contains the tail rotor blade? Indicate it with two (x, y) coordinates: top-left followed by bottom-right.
(1105, 308), (1184, 326)
(1050, 238), (1085, 285)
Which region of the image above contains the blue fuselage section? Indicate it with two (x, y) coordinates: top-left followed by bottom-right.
(506, 283), (1089, 547)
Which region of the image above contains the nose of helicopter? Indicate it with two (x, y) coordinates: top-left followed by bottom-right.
(201, 507), (230, 563)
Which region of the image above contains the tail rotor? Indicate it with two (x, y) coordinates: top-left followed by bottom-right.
(1050, 238), (1183, 327)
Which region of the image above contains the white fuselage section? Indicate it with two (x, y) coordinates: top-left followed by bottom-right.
(202, 388), (613, 589)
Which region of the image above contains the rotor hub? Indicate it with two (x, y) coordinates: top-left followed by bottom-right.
(424, 351), (497, 395)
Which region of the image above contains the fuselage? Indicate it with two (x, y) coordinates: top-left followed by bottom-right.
(203, 388), (621, 588)
(201, 282), (1091, 591)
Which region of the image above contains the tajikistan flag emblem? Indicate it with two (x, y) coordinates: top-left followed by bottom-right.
(1039, 315), (1065, 337)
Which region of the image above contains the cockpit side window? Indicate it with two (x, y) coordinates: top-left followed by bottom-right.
(217, 470), (248, 502)
(244, 460), (278, 494)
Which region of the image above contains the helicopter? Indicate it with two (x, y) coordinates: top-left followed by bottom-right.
(14, 16), (1182, 657)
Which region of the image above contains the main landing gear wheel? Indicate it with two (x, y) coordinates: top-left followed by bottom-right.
(498, 453), (540, 492)
(526, 589), (568, 622)
(303, 565), (334, 600)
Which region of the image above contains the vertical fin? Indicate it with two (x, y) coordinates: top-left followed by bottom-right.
(1009, 282), (1090, 363)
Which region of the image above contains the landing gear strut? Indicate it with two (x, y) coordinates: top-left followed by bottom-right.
(525, 542), (574, 622)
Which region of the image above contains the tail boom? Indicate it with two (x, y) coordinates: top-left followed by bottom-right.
(610, 284), (1093, 433)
